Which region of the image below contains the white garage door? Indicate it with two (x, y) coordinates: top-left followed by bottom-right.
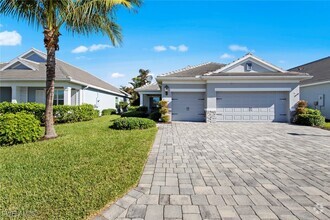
(216, 92), (288, 122)
(172, 92), (205, 122)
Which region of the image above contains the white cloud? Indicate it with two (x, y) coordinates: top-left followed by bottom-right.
(0, 31), (22, 46)
(229, 44), (249, 52)
(71, 46), (88, 54)
(111, 72), (125, 78)
(169, 46), (177, 51)
(71, 44), (112, 53)
(89, 44), (112, 52)
(153, 45), (167, 52)
(220, 53), (235, 59)
(178, 44), (188, 52)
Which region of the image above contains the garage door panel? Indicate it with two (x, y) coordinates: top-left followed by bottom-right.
(216, 92), (288, 122)
(172, 92), (205, 122)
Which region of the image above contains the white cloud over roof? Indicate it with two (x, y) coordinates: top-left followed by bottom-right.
(0, 31), (22, 46)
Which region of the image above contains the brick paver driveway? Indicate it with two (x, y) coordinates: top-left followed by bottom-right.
(94, 123), (330, 220)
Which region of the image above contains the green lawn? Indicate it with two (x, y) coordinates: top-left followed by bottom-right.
(0, 115), (157, 220)
(323, 122), (330, 130)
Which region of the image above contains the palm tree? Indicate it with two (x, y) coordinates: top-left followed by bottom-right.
(0, 0), (141, 139)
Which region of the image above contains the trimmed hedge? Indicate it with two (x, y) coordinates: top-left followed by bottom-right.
(0, 102), (98, 124)
(149, 111), (161, 122)
(102, 108), (116, 116)
(295, 114), (325, 126)
(136, 106), (148, 113)
(110, 117), (156, 130)
(0, 112), (42, 146)
(121, 111), (148, 118)
(0, 102), (45, 122)
(128, 106), (139, 112)
(53, 104), (98, 123)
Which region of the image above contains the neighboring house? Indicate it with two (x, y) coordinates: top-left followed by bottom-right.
(289, 57), (330, 119)
(136, 53), (311, 123)
(0, 48), (129, 112)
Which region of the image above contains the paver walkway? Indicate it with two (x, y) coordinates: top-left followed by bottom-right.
(94, 123), (330, 220)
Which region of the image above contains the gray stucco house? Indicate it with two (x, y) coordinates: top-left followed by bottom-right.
(0, 48), (129, 112)
(136, 53), (311, 123)
(289, 56), (330, 119)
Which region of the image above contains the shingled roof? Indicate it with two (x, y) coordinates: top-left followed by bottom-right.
(0, 48), (127, 97)
(289, 56), (330, 85)
(135, 82), (160, 92)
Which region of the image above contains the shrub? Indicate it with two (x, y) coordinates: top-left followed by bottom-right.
(119, 101), (129, 112)
(128, 106), (139, 112)
(121, 111), (148, 118)
(110, 117), (156, 130)
(0, 112), (42, 146)
(136, 106), (148, 113)
(161, 115), (170, 123)
(53, 104), (97, 123)
(102, 108), (116, 116)
(0, 102), (45, 122)
(159, 100), (168, 108)
(159, 107), (168, 115)
(149, 111), (161, 122)
(297, 100), (308, 108)
(295, 114), (325, 126)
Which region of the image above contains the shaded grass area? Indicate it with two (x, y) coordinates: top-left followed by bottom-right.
(0, 115), (157, 219)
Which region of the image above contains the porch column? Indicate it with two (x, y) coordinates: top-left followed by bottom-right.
(64, 86), (71, 105)
(139, 93), (144, 106)
(79, 89), (83, 105)
(11, 85), (17, 103)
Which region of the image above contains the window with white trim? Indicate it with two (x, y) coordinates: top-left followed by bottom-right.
(53, 89), (64, 105)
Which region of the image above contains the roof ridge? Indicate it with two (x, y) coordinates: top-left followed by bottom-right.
(137, 81), (158, 89)
(159, 62), (214, 77)
(288, 56), (330, 70)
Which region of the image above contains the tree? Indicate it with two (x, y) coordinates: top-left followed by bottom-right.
(1, 0), (141, 139)
(121, 69), (152, 105)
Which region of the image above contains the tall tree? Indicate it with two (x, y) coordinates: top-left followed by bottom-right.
(0, 0), (141, 139)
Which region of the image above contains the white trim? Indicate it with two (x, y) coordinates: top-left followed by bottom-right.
(215, 88), (292, 92)
(0, 59), (37, 71)
(210, 54), (285, 74)
(138, 91), (162, 95)
(203, 75), (311, 80)
(18, 48), (47, 60)
(207, 80), (300, 84)
(69, 79), (127, 97)
(156, 77), (202, 81)
(205, 108), (216, 111)
(162, 81), (205, 85)
(171, 89), (206, 92)
(300, 81), (330, 87)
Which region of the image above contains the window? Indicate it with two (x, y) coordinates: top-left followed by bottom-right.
(150, 96), (160, 111)
(53, 89), (64, 105)
(246, 62), (252, 71)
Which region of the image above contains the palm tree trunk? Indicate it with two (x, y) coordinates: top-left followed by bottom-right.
(44, 29), (58, 139)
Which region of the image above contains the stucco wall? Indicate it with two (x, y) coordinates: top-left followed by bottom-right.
(301, 83), (330, 119)
(227, 61), (271, 73)
(83, 88), (124, 112)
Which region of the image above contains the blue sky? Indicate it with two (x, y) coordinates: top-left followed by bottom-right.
(1, 1), (330, 87)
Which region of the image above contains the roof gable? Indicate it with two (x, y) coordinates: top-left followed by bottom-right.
(210, 53), (285, 74)
(0, 59), (36, 71)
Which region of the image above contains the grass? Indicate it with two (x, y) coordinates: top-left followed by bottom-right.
(323, 122), (330, 130)
(0, 115), (157, 220)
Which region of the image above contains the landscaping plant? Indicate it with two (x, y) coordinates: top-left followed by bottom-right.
(293, 100), (325, 126)
(0, 112), (42, 146)
(102, 108), (117, 116)
(111, 117), (156, 130)
(159, 100), (170, 122)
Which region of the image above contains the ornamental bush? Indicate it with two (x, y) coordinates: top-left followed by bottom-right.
(295, 114), (325, 126)
(0, 102), (45, 122)
(110, 117), (156, 130)
(136, 106), (148, 113)
(53, 104), (97, 123)
(102, 108), (116, 116)
(0, 112), (42, 146)
(121, 111), (148, 118)
(128, 106), (139, 112)
(149, 111), (161, 122)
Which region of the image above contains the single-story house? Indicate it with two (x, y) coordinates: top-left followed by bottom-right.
(136, 53), (311, 123)
(289, 56), (330, 119)
(0, 48), (129, 111)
